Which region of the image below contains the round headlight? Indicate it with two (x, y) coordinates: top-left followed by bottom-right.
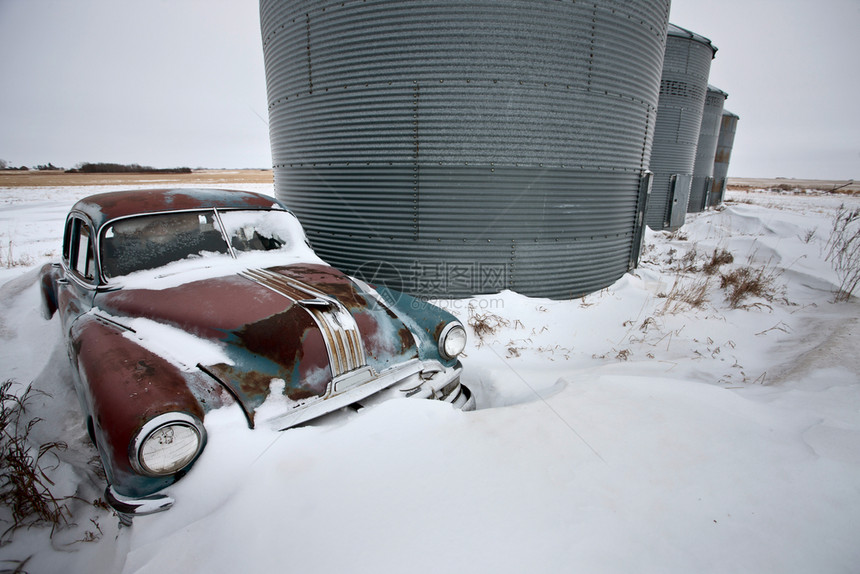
(439, 322), (467, 359)
(133, 413), (205, 476)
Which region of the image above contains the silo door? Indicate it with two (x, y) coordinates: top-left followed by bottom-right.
(667, 174), (693, 229)
(709, 178), (727, 208)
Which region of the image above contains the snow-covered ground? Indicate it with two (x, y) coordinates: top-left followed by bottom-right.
(0, 185), (858, 573)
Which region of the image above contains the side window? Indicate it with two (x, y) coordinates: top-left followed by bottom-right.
(75, 225), (95, 279)
(62, 218), (74, 263)
(66, 217), (95, 281)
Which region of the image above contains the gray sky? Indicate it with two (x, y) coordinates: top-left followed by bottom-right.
(1, 0), (858, 179)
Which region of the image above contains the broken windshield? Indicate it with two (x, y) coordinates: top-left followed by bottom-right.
(218, 209), (303, 255)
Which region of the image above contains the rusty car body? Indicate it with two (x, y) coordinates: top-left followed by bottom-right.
(40, 188), (472, 518)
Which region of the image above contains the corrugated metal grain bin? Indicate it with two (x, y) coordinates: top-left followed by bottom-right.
(261, 0), (671, 299)
(688, 85), (727, 213)
(645, 24), (716, 230)
(709, 110), (740, 207)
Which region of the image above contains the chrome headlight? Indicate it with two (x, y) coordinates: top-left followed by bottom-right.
(438, 322), (467, 359)
(132, 413), (206, 477)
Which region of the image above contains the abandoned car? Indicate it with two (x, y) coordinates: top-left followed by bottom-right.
(40, 188), (473, 517)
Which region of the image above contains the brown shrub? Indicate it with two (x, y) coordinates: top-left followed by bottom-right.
(719, 266), (777, 308)
(703, 248), (734, 275)
(0, 381), (69, 541)
(467, 309), (510, 345)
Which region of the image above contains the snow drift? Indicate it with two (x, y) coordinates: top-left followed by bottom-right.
(0, 184), (858, 573)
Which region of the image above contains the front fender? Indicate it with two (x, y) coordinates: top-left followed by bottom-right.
(373, 286), (461, 367)
(70, 314), (225, 498)
(39, 262), (61, 319)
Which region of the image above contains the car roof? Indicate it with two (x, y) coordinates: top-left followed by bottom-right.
(71, 188), (287, 229)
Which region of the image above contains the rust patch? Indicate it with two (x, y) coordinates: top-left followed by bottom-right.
(204, 360), (330, 428)
(272, 264), (367, 309)
(133, 360), (156, 379)
(714, 148), (732, 164)
(398, 326), (415, 354)
(71, 317), (206, 477)
(100, 274), (290, 341)
(230, 310), (307, 367)
(433, 320), (447, 340)
(75, 188), (279, 227)
(234, 368), (275, 400)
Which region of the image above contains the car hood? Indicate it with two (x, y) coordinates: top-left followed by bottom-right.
(95, 263), (420, 425)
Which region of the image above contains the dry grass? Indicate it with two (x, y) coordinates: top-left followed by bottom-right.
(467, 306), (510, 346)
(655, 245), (782, 313)
(668, 229), (689, 242)
(0, 556), (32, 573)
(799, 228), (817, 244)
(719, 266), (778, 308)
(824, 205), (860, 302)
(658, 274), (711, 315)
(678, 248), (698, 272)
(0, 169), (273, 188)
(727, 178), (860, 194)
(0, 242), (34, 269)
(703, 248), (734, 275)
(0, 381), (69, 542)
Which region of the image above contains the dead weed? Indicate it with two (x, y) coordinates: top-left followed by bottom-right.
(703, 248), (734, 275)
(0, 381), (70, 542)
(824, 204), (860, 302)
(658, 275), (710, 314)
(719, 265), (779, 308)
(467, 306), (510, 346)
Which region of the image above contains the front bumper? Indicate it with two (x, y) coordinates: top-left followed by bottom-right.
(260, 358), (473, 430)
(106, 486), (174, 526)
(390, 362), (476, 410)
(106, 359), (474, 521)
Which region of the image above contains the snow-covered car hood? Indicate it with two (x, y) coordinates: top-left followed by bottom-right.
(95, 262), (421, 425)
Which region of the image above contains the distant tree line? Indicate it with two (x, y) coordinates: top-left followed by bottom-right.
(0, 159), (29, 171)
(67, 162), (192, 174)
(0, 160), (193, 173)
(0, 160), (63, 171)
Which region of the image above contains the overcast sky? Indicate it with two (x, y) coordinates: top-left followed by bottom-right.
(1, 0), (858, 179)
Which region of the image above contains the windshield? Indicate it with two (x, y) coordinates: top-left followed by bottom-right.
(100, 209), (307, 279)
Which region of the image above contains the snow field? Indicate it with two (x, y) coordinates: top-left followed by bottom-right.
(0, 185), (858, 573)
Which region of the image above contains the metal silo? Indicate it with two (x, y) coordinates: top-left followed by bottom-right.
(688, 86), (727, 213)
(645, 24), (716, 230)
(261, 0), (671, 299)
(709, 110), (740, 207)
